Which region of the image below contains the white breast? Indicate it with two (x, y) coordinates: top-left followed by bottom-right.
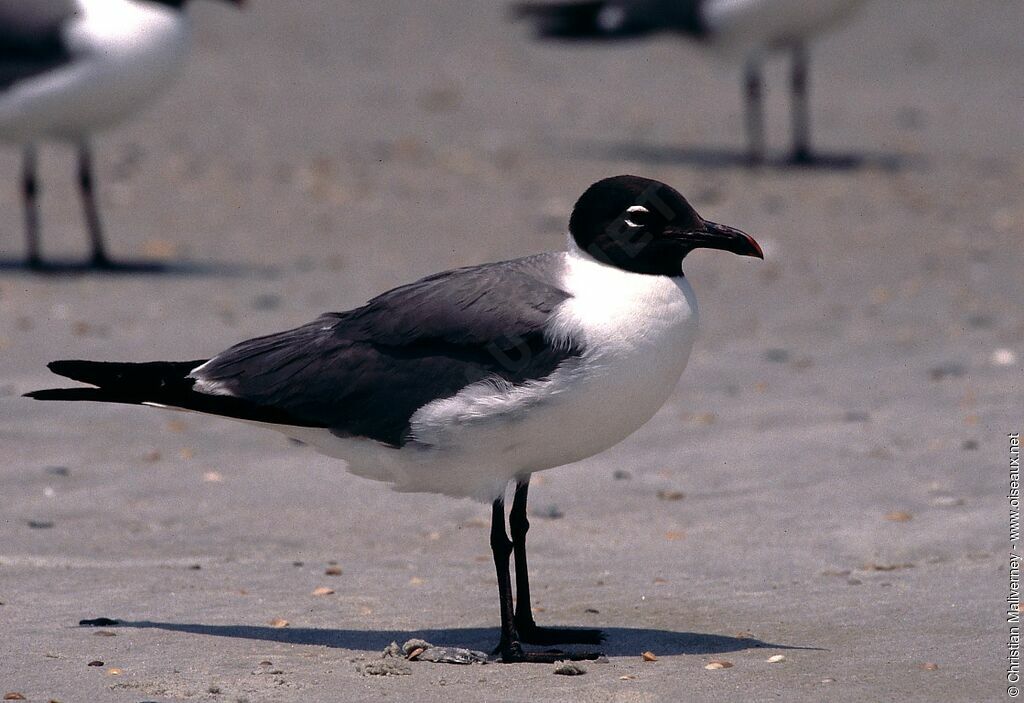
(701, 0), (867, 55)
(536, 243), (700, 458)
(293, 245), (700, 501)
(0, 0), (190, 142)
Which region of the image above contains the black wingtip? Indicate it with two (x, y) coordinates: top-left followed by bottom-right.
(46, 359), (118, 386)
(47, 359), (88, 379)
(23, 388), (102, 402)
(43, 358), (207, 390)
(25, 361), (100, 399)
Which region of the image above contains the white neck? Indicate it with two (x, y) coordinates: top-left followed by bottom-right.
(550, 236), (699, 354)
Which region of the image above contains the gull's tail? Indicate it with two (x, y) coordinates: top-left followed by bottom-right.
(24, 359), (314, 427)
(25, 360), (204, 404)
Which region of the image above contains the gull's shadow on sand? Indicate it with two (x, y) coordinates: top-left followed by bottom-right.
(0, 257), (279, 278)
(111, 620), (819, 657)
(564, 140), (924, 173)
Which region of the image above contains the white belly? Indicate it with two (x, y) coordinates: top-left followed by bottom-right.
(289, 248), (700, 501)
(0, 0), (190, 142)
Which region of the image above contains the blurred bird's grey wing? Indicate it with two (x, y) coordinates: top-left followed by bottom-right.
(0, 0), (78, 90)
(191, 254), (582, 446)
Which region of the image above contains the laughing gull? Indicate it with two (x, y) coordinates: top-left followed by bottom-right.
(513, 0), (869, 164)
(27, 175), (763, 662)
(0, 0), (243, 269)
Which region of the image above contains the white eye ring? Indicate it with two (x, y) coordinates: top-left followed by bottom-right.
(624, 205), (649, 228)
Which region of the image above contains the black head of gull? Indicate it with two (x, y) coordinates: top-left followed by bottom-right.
(570, 175), (763, 276)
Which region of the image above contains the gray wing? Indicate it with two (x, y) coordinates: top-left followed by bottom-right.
(193, 254), (582, 447)
(0, 0), (79, 90)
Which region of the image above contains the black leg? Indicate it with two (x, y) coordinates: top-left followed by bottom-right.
(490, 487), (600, 663)
(510, 480), (603, 646)
(510, 481), (534, 630)
(77, 142), (111, 268)
(491, 495), (524, 661)
(790, 42), (812, 164)
(743, 56), (765, 165)
(22, 145), (42, 269)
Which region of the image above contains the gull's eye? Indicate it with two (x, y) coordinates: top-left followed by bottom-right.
(623, 205), (650, 228)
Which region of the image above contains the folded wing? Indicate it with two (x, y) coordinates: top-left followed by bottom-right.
(29, 254), (582, 447)
(0, 0), (77, 90)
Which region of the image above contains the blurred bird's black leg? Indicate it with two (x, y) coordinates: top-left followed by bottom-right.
(491, 490), (598, 663)
(744, 57), (765, 165)
(22, 145), (42, 269)
(77, 142), (111, 268)
(510, 480), (603, 648)
(789, 42), (812, 164)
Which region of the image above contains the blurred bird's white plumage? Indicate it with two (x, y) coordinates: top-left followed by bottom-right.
(514, 0), (870, 163)
(0, 0), (239, 268)
(700, 0), (867, 55)
(0, 0), (189, 142)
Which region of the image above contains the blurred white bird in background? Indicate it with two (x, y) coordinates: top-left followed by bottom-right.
(0, 0), (242, 270)
(514, 0), (869, 164)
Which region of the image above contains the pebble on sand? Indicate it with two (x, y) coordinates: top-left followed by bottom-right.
(656, 489), (685, 501)
(992, 349), (1017, 367)
(360, 659), (412, 676)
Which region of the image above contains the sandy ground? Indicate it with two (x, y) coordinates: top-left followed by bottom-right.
(1, 1), (1022, 701)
